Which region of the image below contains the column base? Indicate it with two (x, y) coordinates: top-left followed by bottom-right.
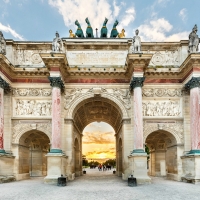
(44, 152), (68, 185)
(49, 149), (62, 153)
(0, 149), (6, 154)
(128, 152), (151, 184)
(181, 154), (200, 184)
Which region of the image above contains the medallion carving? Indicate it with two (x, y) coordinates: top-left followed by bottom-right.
(142, 88), (182, 97)
(14, 100), (52, 116)
(142, 100), (181, 117)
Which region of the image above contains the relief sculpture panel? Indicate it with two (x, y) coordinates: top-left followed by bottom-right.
(14, 100), (52, 117)
(142, 100), (181, 117)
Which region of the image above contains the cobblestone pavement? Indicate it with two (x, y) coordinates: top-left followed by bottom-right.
(1, 168), (200, 200)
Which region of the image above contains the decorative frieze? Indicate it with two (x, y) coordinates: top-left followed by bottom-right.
(130, 77), (145, 91)
(142, 100), (181, 117)
(185, 77), (200, 90)
(12, 88), (51, 96)
(142, 88), (182, 97)
(48, 77), (65, 93)
(14, 100), (52, 117)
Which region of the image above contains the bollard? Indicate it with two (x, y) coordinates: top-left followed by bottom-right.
(83, 170), (86, 174)
(128, 175), (137, 187)
(57, 174), (67, 186)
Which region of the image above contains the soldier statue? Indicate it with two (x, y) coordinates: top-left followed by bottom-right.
(52, 31), (63, 52)
(0, 31), (6, 55)
(129, 29), (141, 53)
(188, 24), (200, 53)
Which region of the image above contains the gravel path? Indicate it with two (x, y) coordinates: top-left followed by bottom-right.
(1, 168), (200, 200)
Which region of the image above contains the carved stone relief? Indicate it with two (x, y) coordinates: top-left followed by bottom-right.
(12, 88), (51, 96)
(14, 49), (50, 65)
(14, 100), (52, 116)
(148, 50), (180, 67)
(142, 88), (182, 97)
(64, 87), (131, 110)
(12, 121), (51, 143)
(142, 100), (181, 117)
(143, 121), (184, 144)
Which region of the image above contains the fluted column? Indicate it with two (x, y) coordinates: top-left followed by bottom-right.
(130, 77), (145, 153)
(185, 77), (200, 154)
(48, 77), (65, 153)
(0, 77), (10, 154)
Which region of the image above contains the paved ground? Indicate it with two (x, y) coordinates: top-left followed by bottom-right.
(1, 168), (200, 200)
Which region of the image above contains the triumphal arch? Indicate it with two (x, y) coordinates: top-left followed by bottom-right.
(0, 22), (200, 184)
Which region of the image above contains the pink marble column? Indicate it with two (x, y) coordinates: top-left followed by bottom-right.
(48, 76), (64, 153)
(51, 87), (61, 151)
(185, 77), (200, 154)
(0, 87), (4, 153)
(130, 77), (145, 153)
(133, 87), (143, 150)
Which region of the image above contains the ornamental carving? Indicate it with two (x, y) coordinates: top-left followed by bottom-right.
(0, 31), (6, 55)
(12, 88), (51, 96)
(0, 76), (11, 93)
(15, 100), (52, 116)
(12, 122), (51, 143)
(48, 77), (65, 93)
(64, 87), (131, 110)
(142, 88), (182, 97)
(142, 100), (181, 117)
(149, 49), (179, 66)
(144, 121), (184, 143)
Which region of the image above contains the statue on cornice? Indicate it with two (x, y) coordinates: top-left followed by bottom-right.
(131, 29), (141, 53)
(0, 31), (6, 55)
(52, 31), (63, 52)
(188, 24), (200, 53)
(100, 18), (108, 38)
(110, 20), (119, 38)
(75, 20), (85, 38)
(85, 17), (94, 38)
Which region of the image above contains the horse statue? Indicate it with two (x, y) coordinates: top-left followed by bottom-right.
(100, 18), (108, 38)
(110, 20), (119, 38)
(75, 20), (84, 38)
(85, 17), (94, 38)
(188, 24), (200, 53)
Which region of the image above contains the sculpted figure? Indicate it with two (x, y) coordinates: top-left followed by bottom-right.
(0, 31), (6, 55)
(52, 31), (63, 52)
(69, 29), (76, 38)
(75, 20), (84, 38)
(85, 17), (94, 38)
(188, 24), (200, 53)
(100, 18), (108, 38)
(118, 29), (125, 38)
(132, 29), (141, 53)
(110, 20), (119, 38)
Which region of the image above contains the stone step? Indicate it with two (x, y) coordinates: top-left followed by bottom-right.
(0, 175), (16, 183)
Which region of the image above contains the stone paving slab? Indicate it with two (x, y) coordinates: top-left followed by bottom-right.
(1, 168), (200, 200)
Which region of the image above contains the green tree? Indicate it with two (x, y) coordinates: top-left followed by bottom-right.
(103, 159), (116, 167)
(82, 155), (89, 166)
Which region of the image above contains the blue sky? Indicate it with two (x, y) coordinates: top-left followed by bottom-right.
(0, 0), (199, 41)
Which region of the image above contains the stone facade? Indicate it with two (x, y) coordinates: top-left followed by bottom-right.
(0, 35), (199, 184)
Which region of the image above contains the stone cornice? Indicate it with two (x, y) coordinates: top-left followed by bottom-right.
(130, 77), (145, 90)
(48, 76), (65, 93)
(185, 77), (200, 90)
(0, 76), (11, 93)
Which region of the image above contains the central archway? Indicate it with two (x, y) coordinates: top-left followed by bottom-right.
(71, 96), (124, 177)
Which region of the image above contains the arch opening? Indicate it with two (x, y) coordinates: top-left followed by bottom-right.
(18, 130), (50, 177)
(72, 96), (123, 176)
(145, 130), (179, 178)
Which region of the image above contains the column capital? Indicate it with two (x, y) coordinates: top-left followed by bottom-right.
(0, 76), (10, 93)
(185, 77), (200, 90)
(48, 76), (65, 93)
(130, 77), (145, 91)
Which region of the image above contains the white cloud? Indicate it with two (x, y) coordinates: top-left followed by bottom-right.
(3, 0), (10, 3)
(138, 18), (189, 42)
(179, 8), (187, 22)
(113, 0), (120, 18)
(0, 23), (24, 40)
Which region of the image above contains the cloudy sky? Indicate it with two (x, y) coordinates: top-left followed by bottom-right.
(0, 0), (199, 41)
(82, 122), (115, 160)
